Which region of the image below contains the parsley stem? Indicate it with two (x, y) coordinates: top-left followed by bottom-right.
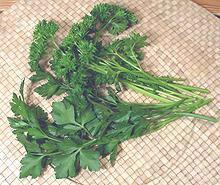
(80, 125), (94, 139)
(174, 113), (219, 122)
(129, 82), (182, 101)
(123, 81), (172, 103)
(38, 127), (62, 142)
(145, 98), (213, 133)
(72, 122), (94, 139)
(30, 151), (62, 156)
(83, 139), (97, 148)
(104, 52), (208, 99)
(114, 52), (140, 71)
(172, 83), (209, 93)
(168, 83), (204, 99)
(45, 151), (62, 156)
(45, 135), (62, 142)
(93, 55), (207, 102)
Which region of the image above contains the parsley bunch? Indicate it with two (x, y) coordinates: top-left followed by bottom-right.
(8, 3), (218, 179)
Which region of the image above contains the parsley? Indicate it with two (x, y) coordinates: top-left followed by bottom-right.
(20, 154), (44, 178)
(9, 3), (218, 179)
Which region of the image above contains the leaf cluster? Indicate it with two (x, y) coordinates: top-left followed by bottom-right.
(9, 3), (218, 179)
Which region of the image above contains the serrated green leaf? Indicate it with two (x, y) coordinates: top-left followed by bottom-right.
(52, 101), (76, 125)
(78, 106), (96, 125)
(30, 71), (50, 83)
(8, 117), (28, 128)
(57, 139), (79, 153)
(17, 134), (41, 153)
(52, 152), (78, 178)
(29, 20), (59, 72)
(10, 93), (29, 119)
(20, 154), (44, 178)
(34, 80), (63, 99)
(98, 141), (118, 159)
(30, 105), (48, 121)
(91, 3), (137, 36)
(34, 81), (58, 98)
(80, 150), (100, 171)
(77, 40), (96, 63)
(51, 51), (76, 79)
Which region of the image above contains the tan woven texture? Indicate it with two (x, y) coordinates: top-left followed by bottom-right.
(0, 0), (220, 184)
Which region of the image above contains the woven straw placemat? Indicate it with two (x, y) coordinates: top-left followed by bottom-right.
(0, 0), (219, 184)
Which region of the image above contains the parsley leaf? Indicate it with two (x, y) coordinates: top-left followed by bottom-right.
(52, 152), (78, 178)
(29, 70), (51, 83)
(10, 93), (29, 119)
(80, 150), (100, 171)
(27, 128), (47, 139)
(51, 50), (76, 79)
(41, 140), (58, 153)
(29, 20), (59, 72)
(34, 79), (65, 99)
(20, 154), (44, 178)
(52, 101), (76, 125)
(8, 117), (28, 129)
(17, 134), (41, 153)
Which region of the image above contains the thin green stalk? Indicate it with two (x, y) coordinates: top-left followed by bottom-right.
(174, 113), (218, 122)
(30, 151), (62, 156)
(148, 98), (212, 132)
(38, 127), (62, 142)
(157, 76), (185, 82)
(173, 83), (209, 94)
(114, 52), (140, 71)
(107, 53), (208, 99)
(131, 82), (182, 101)
(168, 83), (205, 99)
(83, 139), (97, 148)
(45, 135), (62, 142)
(160, 87), (190, 99)
(123, 81), (172, 103)
(93, 55), (207, 105)
(72, 122), (94, 139)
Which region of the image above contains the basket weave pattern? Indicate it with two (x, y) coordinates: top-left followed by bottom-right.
(0, 0), (219, 184)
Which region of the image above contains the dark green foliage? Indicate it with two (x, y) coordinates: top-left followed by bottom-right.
(79, 149), (100, 171)
(91, 3), (138, 35)
(51, 50), (77, 79)
(20, 154), (44, 178)
(34, 78), (65, 99)
(52, 152), (78, 178)
(9, 3), (218, 180)
(29, 20), (59, 71)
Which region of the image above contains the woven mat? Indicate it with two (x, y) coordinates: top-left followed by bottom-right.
(0, 0), (220, 184)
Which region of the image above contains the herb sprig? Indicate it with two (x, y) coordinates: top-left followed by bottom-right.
(8, 3), (218, 179)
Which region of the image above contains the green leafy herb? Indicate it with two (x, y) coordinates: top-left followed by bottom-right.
(9, 3), (218, 179)
(80, 150), (100, 171)
(52, 152), (78, 178)
(20, 154), (44, 178)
